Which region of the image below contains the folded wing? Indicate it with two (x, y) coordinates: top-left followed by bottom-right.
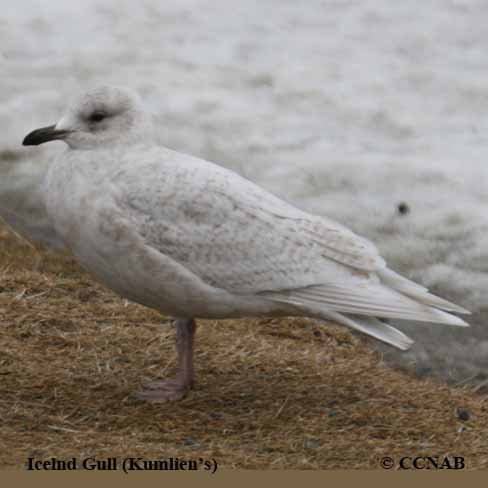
(117, 150), (469, 349)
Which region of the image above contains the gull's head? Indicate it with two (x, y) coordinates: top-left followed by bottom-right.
(23, 86), (154, 150)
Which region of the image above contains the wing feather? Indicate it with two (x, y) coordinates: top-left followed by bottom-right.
(117, 151), (384, 295)
(112, 149), (469, 339)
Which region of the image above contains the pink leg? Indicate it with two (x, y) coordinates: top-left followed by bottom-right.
(136, 318), (197, 402)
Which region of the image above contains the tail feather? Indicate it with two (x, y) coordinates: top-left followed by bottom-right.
(378, 268), (470, 315)
(322, 311), (414, 350)
(260, 266), (470, 350)
(263, 282), (469, 327)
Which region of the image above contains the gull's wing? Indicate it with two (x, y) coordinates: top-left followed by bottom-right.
(109, 148), (468, 352)
(90, 148), (467, 349)
(115, 148), (385, 296)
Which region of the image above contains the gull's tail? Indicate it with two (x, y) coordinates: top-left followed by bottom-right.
(259, 268), (470, 350)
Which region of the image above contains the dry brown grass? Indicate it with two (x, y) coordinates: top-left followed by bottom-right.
(0, 222), (487, 470)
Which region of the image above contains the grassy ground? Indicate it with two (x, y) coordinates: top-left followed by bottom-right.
(0, 222), (487, 470)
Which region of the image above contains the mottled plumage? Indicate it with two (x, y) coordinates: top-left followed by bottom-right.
(22, 86), (469, 401)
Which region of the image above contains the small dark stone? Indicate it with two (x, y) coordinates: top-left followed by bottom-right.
(182, 437), (199, 447)
(397, 201), (410, 215)
(209, 411), (223, 420)
(456, 407), (471, 422)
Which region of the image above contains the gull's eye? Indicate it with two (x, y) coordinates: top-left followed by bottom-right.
(88, 111), (107, 123)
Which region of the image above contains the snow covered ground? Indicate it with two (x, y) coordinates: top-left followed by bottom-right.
(1, 0), (488, 383)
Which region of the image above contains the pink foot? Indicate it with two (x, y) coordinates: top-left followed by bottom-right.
(135, 318), (196, 403)
(135, 378), (191, 403)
